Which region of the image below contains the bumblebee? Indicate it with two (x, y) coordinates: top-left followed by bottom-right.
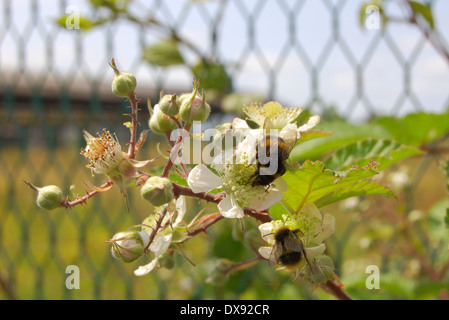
(250, 133), (296, 187)
(267, 226), (309, 269)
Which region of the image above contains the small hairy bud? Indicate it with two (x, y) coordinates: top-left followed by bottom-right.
(109, 230), (149, 263)
(148, 102), (177, 135)
(179, 83), (211, 124)
(159, 93), (180, 117)
(36, 185), (64, 211)
(141, 176), (174, 207)
(110, 58), (137, 97)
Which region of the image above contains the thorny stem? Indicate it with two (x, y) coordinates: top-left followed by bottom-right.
(144, 205), (169, 253)
(61, 180), (114, 209)
(321, 280), (353, 301)
(127, 92), (140, 159)
(187, 213), (224, 236)
(221, 257), (264, 275)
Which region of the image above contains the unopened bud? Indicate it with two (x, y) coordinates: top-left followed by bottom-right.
(158, 254), (175, 270)
(110, 59), (137, 97)
(36, 185), (63, 211)
(179, 84), (211, 124)
(141, 176), (174, 207)
(159, 93), (180, 117)
(148, 103), (177, 135)
(109, 230), (149, 263)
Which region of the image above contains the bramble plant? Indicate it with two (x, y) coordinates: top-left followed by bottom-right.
(24, 57), (434, 300)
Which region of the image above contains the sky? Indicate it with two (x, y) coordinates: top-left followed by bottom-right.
(1, 0), (449, 122)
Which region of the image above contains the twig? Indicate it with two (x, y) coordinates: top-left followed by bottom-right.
(61, 180), (114, 209)
(321, 280), (353, 301)
(144, 205), (169, 252)
(127, 92), (141, 159)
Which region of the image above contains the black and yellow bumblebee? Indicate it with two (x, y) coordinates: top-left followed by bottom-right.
(250, 133), (296, 187)
(268, 226), (309, 269)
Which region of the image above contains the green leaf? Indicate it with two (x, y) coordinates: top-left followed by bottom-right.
(290, 120), (390, 161)
(373, 112), (449, 146)
(297, 130), (335, 145)
(325, 139), (424, 171)
(409, 1), (435, 29)
(192, 61), (231, 94)
(143, 39), (184, 67)
(282, 160), (395, 212)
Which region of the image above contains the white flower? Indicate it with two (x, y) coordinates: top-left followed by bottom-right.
(134, 196), (187, 276)
(187, 134), (284, 218)
(242, 101), (320, 140)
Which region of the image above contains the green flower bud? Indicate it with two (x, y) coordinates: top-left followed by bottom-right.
(158, 254), (175, 270)
(179, 85), (211, 124)
(36, 185), (64, 211)
(159, 93), (180, 117)
(141, 176), (174, 207)
(110, 58), (137, 97)
(148, 103), (177, 135)
(109, 230), (149, 263)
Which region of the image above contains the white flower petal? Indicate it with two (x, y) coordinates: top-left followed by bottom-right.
(138, 231), (150, 248)
(313, 214), (336, 244)
(187, 164), (222, 193)
(272, 177), (288, 192)
(149, 234), (172, 256)
(304, 243), (326, 258)
(258, 246), (273, 260)
(258, 222), (274, 242)
(248, 190), (283, 212)
(174, 196), (186, 226)
(134, 258), (158, 276)
(298, 115), (320, 133)
(218, 195), (244, 219)
(302, 202), (322, 221)
(236, 135), (257, 158)
(232, 118), (250, 129)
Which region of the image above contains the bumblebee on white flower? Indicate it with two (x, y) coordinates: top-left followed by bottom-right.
(258, 203), (335, 276)
(187, 132), (285, 219)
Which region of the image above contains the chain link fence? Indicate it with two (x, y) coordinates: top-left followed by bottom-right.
(1, 0), (449, 299)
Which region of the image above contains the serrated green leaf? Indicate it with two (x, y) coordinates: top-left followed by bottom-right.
(325, 139), (424, 171)
(282, 160), (395, 212)
(143, 39), (184, 67)
(409, 1), (435, 29)
(290, 120), (390, 161)
(373, 112), (449, 146)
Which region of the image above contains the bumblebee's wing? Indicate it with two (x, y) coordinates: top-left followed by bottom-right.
(282, 233), (304, 253)
(269, 242), (284, 266)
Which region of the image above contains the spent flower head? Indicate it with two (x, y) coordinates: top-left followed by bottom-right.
(80, 129), (150, 210)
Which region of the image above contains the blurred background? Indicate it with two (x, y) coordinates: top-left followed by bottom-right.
(1, 0), (449, 300)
